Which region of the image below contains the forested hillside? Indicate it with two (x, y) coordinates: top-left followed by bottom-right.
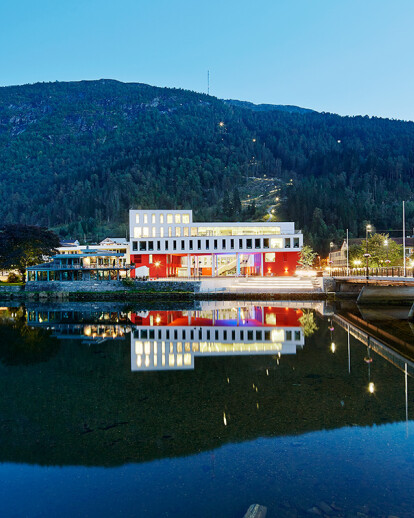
(1, 79), (413, 252)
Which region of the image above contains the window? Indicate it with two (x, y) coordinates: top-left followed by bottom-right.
(285, 238), (291, 248)
(152, 227), (156, 237)
(222, 239), (226, 249)
(256, 330), (262, 340)
(134, 227), (142, 238)
(230, 239), (234, 249)
(265, 331), (270, 340)
(223, 330), (227, 340)
(286, 330), (292, 340)
(215, 330), (219, 340)
(255, 238), (261, 249)
(197, 240), (201, 250)
(263, 238), (269, 249)
(160, 228), (164, 237)
(183, 214), (190, 224)
(149, 329), (155, 339)
(143, 227), (149, 237)
(190, 330), (194, 340)
(135, 214), (140, 224)
(168, 227), (172, 237)
(160, 214), (164, 224)
(295, 331), (301, 341)
(247, 239), (252, 249)
(240, 330), (244, 340)
(132, 241), (137, 251)
(232, 330), (235, 340)
(166, 330), (170, 339)
(143, 214), (148, 224)
(189, 240), (193, 250)
(239, 238), (243, 248)
(174, 330), (178, 340)
(157, 241), (161, 250)
(182, 330), (186, 340)
(167, 214), (173, 223)
(294, 237), (299, 248)
(181, 240), (185, 250)
(148, 241), (154, 251)
(198, 329), (202, 339)
(206, 330), (210, 340)
(183, 227), (189, 237)
(175, 214), (181, 224)
(139, 242), (147, 251)
(270, 238), (283, 249)
(149, 255), (153, 264)
(175, 227), (181, 237)
(247, 330), (253, 340)
(165, 241), (169, 250)
(173, 241), (177, 250)
(214, 239), (218, 250)
(265, 253), (275, 262)
(191, 227), (197, 236)
(152, 214), (156, 224)
(206, 240), (209, 250)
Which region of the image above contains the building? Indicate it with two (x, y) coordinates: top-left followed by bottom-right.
(130, 306), (304, 371)
(129, 209), (303, 278)
(26, 247), (131, 282)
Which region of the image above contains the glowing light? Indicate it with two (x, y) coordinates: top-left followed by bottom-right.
(227, 377), (230, 383)
(219, 121), (225, 127)
(155, 261), (161, 267)
(368, 382), (375, 394)
(331, 342), (336, 353)
(252, 138), (256, 142)
(266, 369), (269, 376)
(155, 315), (161, 324)
(223, 412), (227, 426)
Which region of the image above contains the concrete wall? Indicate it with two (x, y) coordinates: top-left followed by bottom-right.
(25, 280), (201, 293)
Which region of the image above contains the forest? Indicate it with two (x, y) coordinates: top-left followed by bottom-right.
(0, 79), (413, 253)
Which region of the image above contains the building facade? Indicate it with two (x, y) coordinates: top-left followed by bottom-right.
(129, 210), (303, 278)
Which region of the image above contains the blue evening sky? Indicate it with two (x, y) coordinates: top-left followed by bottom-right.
(1, 0), (413, 120)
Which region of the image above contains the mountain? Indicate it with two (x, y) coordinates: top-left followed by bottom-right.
(0, 79), (413, 251)
(224, 99), (316, 114)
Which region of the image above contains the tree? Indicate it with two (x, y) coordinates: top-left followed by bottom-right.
(298, 310), (318, 337)
(349, 234), (403, 267)
(298, 245), (318, 269)
(0, 225), (60, 278)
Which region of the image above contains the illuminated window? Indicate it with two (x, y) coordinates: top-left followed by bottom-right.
(183, 214), (190, 224)
(136, 355), (142, 367)
(169, 354), (175, 366)
(134, 227), (142, 238)
(145, 356), (150, 367)
(160, 227), (164, 237)
(191, 227), (197, 236)
(162, 341), (165, 354)
(270, 238), (283, 249)
(184, 353), (191, 365)
(183, 227), (189, 237)
(177, 342), (182, 353)
(175, 214), (181, 224)
(175, 227), (181, 237)
(144, 341), (151, 355)
(152, 214), (156, 224)
(177, 355), (183, 366)
(135, 214), (140, 224)
(154, 356), (157, 367)
(149, 254), (153, 264)
(160, 214), (164, 224)
(143, 214), (148, 224)
(192, 343), (199, 351)
(152, 227), (156, 237)
(162, 355), (165, 366)
(271, 329), (284, 342)
(168, 227), (172, 237)
(265, 253), (275, 262)
(167, 214), (173, 223)
(185, 342), (191, 351)
(135, 341), (143, 354)
(143, 227), (149, 237)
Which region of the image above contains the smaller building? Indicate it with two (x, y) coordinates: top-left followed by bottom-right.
(27, 248), (132, 282)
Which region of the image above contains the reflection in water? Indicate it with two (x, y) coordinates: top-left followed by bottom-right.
(130, 307), (304, 371)
(0, 301), (413, 518)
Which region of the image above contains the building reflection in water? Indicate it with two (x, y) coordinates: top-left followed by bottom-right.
(130, 306), (305, 371)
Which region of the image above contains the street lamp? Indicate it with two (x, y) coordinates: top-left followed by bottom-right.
(329, 242), (334, 276)
(365, 225), (372, 280)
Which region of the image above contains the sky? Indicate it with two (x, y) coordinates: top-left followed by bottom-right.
(1, 0), (414, 120)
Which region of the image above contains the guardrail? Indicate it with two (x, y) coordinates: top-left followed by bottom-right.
(330, 267), (414, 278)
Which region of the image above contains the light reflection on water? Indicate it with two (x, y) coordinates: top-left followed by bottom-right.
(0, 301), (413, 518)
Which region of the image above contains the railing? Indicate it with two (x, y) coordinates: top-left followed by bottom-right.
(330, 267), (414, 278)
(29, 263), (133, 270)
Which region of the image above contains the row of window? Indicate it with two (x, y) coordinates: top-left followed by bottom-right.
(133, 328), (302, 341)
(135, 213), (191, 225)
(132, 237), (300, 252)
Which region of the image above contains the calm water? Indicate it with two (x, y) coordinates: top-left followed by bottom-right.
(0, 301), (413, 518)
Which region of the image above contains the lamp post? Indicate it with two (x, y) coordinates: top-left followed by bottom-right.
(329, 241), (334, 276)
(364, 225), (372, 280)
(384, 239), (390, 274)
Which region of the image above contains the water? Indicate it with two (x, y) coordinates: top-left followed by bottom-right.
(0, 301), (413, 518)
